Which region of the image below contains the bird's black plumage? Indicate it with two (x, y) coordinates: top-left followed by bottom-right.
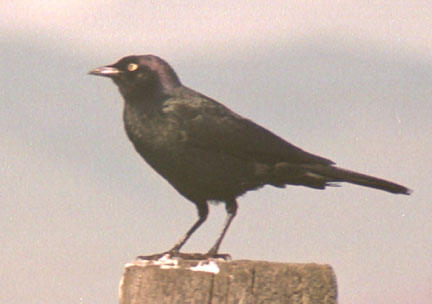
(89, 55), (410, 258)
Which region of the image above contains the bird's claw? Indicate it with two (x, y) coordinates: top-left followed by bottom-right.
(136, 251), (231, 261)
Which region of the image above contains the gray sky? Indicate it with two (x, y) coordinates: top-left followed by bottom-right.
(1, 1), (431, 303)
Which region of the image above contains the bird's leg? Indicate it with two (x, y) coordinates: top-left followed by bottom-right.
(206, 199), (238, 257)
(168, 202), (208, 254)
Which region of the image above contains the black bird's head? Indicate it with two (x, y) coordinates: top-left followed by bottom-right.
(89, 55), (181, 99)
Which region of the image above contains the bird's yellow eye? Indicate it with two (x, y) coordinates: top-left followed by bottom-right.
(127, 63), (138, 71)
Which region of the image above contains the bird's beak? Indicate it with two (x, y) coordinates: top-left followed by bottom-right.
(88, 65), (121, 78)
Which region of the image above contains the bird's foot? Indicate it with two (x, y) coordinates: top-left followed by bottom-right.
(171, 252), (231, 260)
(137, 250), (231, 261)
(136, 252), (170, 261)
(207, 253), (232, 260)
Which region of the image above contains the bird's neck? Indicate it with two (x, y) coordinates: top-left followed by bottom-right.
(122, 92), (168, 119)
(120, 87), (166, 108)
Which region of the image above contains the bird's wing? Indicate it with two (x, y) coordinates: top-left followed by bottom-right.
(162, 89), (334, 166)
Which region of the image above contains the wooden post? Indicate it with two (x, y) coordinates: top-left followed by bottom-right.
(119, 258), (337, 303)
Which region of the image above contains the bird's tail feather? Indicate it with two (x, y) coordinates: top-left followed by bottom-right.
(309, 165), (410, 194)
(272, 163), (411, 195)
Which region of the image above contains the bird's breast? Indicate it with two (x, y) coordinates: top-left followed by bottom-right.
(123, 105), (186, 154)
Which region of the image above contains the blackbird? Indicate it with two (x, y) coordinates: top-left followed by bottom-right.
(89, 55), (410, 258)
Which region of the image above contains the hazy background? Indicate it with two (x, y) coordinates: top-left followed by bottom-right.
(1, 1), (431, 303)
